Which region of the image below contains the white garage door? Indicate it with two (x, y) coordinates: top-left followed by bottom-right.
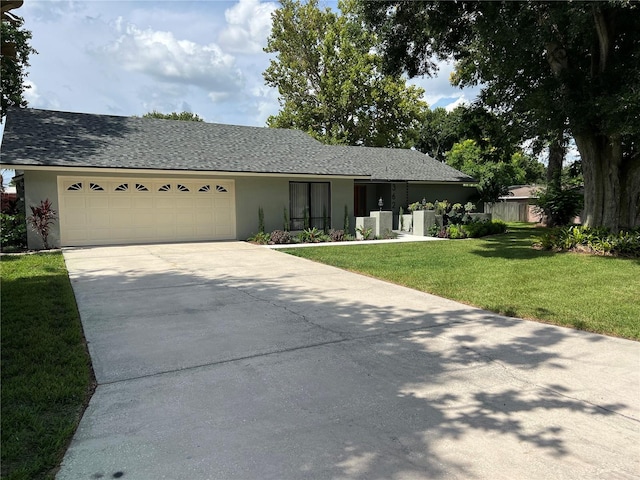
(58, 176), (236, 246)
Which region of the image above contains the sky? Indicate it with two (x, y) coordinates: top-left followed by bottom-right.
(2, 0), (480, 185)
(15, 0), (479, 125)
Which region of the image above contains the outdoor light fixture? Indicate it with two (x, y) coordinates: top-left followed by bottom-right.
(378, 197), (384, 211)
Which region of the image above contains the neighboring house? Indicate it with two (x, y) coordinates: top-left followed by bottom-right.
(1, 185), (17, 212)
(485, 185), (543, 223)
(0, 108), (475, 248)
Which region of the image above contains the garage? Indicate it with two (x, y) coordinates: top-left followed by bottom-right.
(57, 176), (236, 246)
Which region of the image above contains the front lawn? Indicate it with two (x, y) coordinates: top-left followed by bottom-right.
(1, 253), (94, 480)
(281, 223), (640, 340)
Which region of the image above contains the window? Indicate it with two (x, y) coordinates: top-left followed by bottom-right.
(289, 182), (330, 230)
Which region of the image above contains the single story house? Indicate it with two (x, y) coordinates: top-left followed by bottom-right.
(0, 108), (475, 248)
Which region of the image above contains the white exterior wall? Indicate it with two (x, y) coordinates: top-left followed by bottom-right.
(23, 170), (61, 249)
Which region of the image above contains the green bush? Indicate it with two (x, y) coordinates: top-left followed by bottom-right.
(298, 227), (324, 243)
(248, 231), (271, 244)
(536, 225), (640, 257)
(534, 185), (583, 226)
(461, 220), (507, 238)
(447, 224), (467, 239)
(0, 213), (27, 252)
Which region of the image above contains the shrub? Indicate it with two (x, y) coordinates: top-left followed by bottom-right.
(27, 199), (57, 249)
(258, 207), (265, 233)
(534, 185), (583, 227)
(343, 205), (349, 232)
(322, 206), (328, 233)
(247, 231), (271, 244)
(303, 207), (310, 229)
(329, 229), (345, 242)
(0, 213), (27, 252)
(461, 220), (507, 238)
(536, 225), (640, 257)
(356, 225), (373, 240)
(269, 230), (292, 245)
(447, 224), (467, 239)
(298, 227), (323, 243)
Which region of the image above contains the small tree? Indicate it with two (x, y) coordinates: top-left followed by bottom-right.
(27, 199), (57, 249)
(258, 207), (265, 234)
(343, 205), (349, 232)
(283, 207), (290, 231)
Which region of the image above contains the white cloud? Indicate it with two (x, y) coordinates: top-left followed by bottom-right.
(23, 80), (61, 110)
(218, 0), (278, 54)
(445, 95), (470, 112)
(250, 84), (280, 125)
(103, 21), (243, 94)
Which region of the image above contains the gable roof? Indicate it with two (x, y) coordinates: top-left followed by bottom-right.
(0, 108), (474, 183)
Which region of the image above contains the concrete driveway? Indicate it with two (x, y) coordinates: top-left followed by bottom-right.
(58, 242), (639, 479)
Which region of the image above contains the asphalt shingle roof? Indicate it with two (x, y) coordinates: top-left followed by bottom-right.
(0, 108), (474, 183)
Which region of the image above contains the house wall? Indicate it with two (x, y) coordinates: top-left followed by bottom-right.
(407, 183), (476, 208)
(21, 170), (356, 247)
(23, 170), (61, 249)
(235, 176), (354, 238)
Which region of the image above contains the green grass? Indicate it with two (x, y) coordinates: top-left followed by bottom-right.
(1, 253), (94, 480)
(281, 223), (640, 340)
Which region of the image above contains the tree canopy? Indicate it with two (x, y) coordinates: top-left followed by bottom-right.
(1, 0), (36, 121)
(142, 111), (205, 122)
(417, 104), (544, 203)
(361, 1), (640, 230)
(264, 0), (428, 148)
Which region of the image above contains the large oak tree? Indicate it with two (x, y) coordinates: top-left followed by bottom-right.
(264, 0), (428, 148)
(362, 1), (639, 230)
(1, 0), (36, 121)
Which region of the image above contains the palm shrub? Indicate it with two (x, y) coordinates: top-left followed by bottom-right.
(27, 199), (57, 249)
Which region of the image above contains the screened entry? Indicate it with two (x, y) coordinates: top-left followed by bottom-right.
(289, 182), (331, 230)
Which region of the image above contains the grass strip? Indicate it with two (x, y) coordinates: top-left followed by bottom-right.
(281, 223), (640, 340)
(1, 252), (94, 480)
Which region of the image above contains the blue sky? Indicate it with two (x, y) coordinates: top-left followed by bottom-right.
(15, 0), (477, 123)
(2, 0), (479, 185)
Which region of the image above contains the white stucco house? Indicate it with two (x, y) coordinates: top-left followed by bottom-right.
(0, 108), (476, 249)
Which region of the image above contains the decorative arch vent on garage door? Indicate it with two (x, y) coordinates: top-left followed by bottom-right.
(58, 177), (236, 246)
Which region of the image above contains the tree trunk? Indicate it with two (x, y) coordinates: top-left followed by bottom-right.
(619, 149), (640, 231)
(546, 134), (565, 190)
(574, 131), (640, 231)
